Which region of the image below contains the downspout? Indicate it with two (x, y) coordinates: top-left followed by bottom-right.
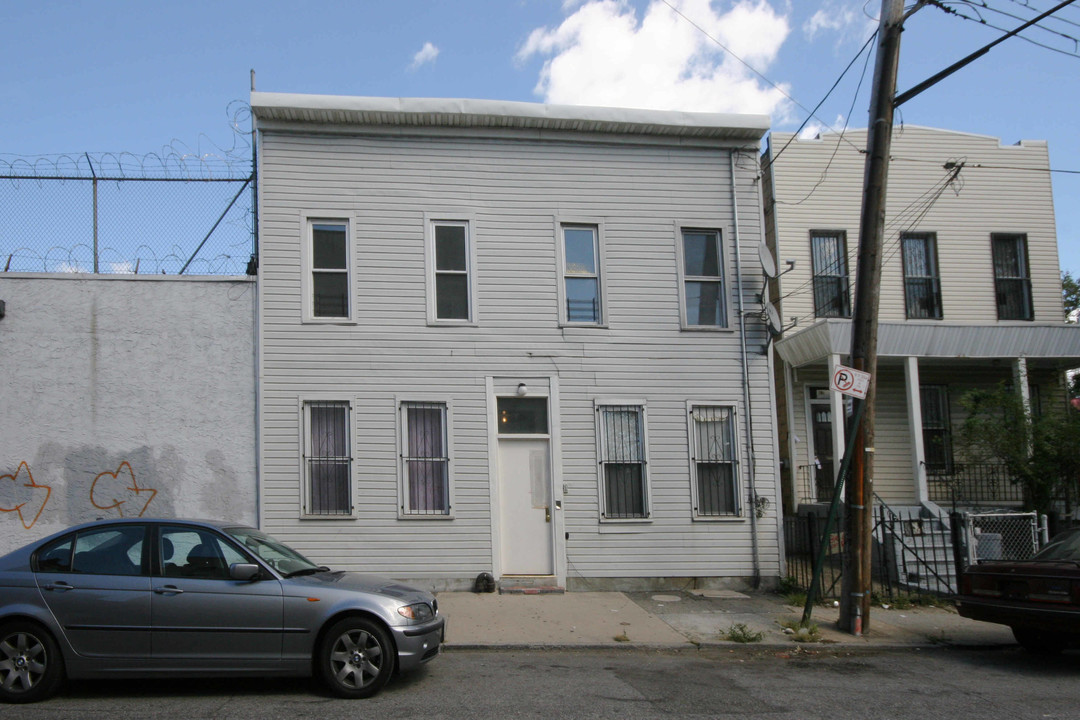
(731, 150), (761, 588)
(251, 71), (263, 529)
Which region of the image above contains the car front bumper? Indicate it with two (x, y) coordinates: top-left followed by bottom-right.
(392, 615), (445, 671)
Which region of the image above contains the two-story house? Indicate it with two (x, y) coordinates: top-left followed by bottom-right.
(763, 126), (1080, 516)
(251, 93), (782, 591)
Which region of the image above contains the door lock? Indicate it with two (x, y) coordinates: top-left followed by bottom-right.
(546, 507), (551, 523)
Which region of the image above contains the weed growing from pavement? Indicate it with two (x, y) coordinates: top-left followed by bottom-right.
(724, 623), (766, 643)
(779, 619), (822, 643)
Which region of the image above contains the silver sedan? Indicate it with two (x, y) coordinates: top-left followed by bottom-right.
(0, 518), (444, 703)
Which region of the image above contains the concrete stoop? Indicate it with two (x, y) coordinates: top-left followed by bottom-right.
(499, 576), (566, 595)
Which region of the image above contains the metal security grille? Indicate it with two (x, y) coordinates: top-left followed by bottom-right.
(992, 233), (1033, 320)
(305, 401), (352, 515)
(691, 406), (738, 516)
(598, 405), (647, 519)
(810, 230), (851, 318)
(402, 401), (450, 515)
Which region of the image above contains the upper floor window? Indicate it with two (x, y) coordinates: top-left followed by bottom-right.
(902, 232), (942, 319)
(428, 220), (475, 323)
(400, 401), (451, 516)
(689, 405), (740, 518)
(308, 220), (351, 320)
(810, 230), (851, 318)
(597, 403), (650, 520)
(680, 229), (726, 327)
(560, 224), (603, 325)
(992, 233), (1033, 320)
(303, 400), (353, 516)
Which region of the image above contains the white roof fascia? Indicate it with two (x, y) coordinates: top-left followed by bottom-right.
(250, 92), (769, 142)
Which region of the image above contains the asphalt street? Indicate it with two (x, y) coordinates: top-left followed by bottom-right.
(18, 646), (1080, 719)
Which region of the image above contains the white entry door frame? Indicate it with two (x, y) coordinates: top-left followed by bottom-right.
(486, 376), (565, 585)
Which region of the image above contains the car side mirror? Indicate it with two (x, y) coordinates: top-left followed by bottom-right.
(230, 563), (262, 582)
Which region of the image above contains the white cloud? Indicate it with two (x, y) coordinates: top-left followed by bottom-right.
(517, 0), (792, 117)
(410, 42), (440, 71)
(804, 1), (877, 44)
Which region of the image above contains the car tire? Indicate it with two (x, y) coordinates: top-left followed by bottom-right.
(0, 621), (65, 704)
(317, 617), (395, 699)
(1012, 626), (1067, 655)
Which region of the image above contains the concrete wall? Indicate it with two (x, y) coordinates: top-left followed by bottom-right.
(0, 274), (257, 552)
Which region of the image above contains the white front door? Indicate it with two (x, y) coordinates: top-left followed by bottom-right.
(497, 437), (554, 575)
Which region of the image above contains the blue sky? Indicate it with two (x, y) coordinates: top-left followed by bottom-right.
(3, 0), (1078, 275)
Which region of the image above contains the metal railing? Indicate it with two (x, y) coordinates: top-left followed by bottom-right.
(926, 462), (1024, 506)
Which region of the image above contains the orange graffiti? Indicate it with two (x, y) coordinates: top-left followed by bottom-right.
(0, 462), (53, 529)
(90, 461), (157, 517)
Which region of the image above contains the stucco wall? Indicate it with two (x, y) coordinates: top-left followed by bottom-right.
(0, 274), (257, 552)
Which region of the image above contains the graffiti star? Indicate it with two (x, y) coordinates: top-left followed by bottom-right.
(90, 462), (157, 517)
(0, 461), (53, 529)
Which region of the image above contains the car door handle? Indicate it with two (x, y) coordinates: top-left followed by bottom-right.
(154, 585), (184, 595)
(43, 581), (74, 592)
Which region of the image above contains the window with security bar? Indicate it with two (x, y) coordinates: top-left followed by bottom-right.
(810, 230), (851, 318)
(689, 406), (739, 517)
(400, 401), (451, 516)
(597, 405), (649, 520)
(902, 232), (942, 319)
(920, 385), (953, 475)
(303, 400), (352, 515)
(992, 233), (1033, 320)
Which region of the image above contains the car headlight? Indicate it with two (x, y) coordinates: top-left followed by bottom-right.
(397, 602), (434, 622)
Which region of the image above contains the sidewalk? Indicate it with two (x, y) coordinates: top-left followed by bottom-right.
(435, 588), (1016, 650)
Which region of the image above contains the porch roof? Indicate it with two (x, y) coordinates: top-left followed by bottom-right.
(775, 319), (1080, 368)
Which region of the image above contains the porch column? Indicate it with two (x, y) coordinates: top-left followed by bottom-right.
(783, 359), (799, 512)
(1013, 357), (1034, 455)
(1012, 356), (1032, 418)
(827, 353), (846, 483)
(904, 356), (928, 504)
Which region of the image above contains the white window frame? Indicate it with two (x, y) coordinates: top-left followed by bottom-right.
(300, 213), (354, 324)
(687, 402), (742, 520)
(594, 400), (652, 522)
(425, 214), (478, 326)
(299, 397), (355, 519)
(396, 398), (455, 519)
(555, 218), (607, 327)
(675, 223), (729, 330)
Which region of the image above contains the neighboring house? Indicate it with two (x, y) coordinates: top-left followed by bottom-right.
(762, 126), (1080, 516)
(0, 274), (257, 551)
(251, 93), (782, 591)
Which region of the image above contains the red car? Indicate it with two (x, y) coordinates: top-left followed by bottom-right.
(957, 527), (1080, 653)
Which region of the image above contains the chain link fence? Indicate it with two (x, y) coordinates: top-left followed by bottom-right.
(1, 171), (254, 276)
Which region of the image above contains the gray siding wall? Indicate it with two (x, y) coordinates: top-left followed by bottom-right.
(258, 128), (780, 586)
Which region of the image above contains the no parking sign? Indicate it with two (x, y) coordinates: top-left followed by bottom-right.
(831, 365), (871, 399)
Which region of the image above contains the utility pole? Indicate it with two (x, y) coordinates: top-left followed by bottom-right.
(839, 0), (905, 635)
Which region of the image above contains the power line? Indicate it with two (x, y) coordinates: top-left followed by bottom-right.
(766, 30), (878, 176)
(659, 0), (866, 155)
(928, 0), (1080, 58)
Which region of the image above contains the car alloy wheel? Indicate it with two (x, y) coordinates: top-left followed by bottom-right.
(318, 617), (395, 699)
(0, 623), (64, 703)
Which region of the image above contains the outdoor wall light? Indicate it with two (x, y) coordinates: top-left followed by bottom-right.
(516, 383), (528, 396)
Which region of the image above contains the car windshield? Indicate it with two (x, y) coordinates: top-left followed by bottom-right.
(225, 526), (324, 576)
(1033, 529), (1080, 561)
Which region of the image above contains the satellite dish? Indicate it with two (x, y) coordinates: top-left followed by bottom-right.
(758, 240), (778, 278)
(764, 301), (782, 338)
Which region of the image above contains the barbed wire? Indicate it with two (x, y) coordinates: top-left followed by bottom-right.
(0, 100), (254, 181)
